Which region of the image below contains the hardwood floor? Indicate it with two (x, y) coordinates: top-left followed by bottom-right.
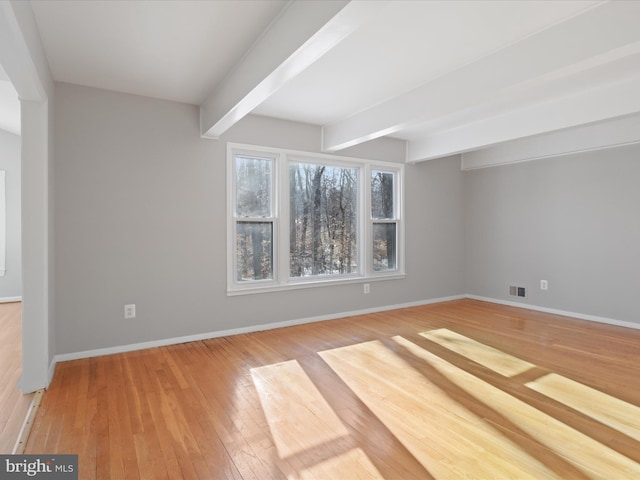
(26, 299), (640, 479)
(0, 301), (33, 453)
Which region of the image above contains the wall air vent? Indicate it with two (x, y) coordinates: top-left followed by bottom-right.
(509, 285), (526, 298)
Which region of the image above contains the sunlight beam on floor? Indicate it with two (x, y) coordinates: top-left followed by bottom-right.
(527, 373), (640, 442)
(393, 336), (640, 479)
(320, 340), (561, 480)
(420, 328), (535, 377)
(252, 359), (385, 479)
(251, 360), (350, 459)
(298, 447), (383, 480)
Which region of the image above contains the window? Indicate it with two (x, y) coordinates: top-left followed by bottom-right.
(234, 153), (274, 282)
(289, 161), (358, 278)
(371, 170), (398, 272)
(228, 144), (403, 294)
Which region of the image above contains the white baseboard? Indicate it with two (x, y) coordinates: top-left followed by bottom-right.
(48, 357), (56, 386)
(51, 293), (639, 371)
(0, 296), (22, 303)
(13, 389), (44, 454)
(466, 295), (640, 331)
(54, 294), (466, 364)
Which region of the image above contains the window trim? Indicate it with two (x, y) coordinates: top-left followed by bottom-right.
(368, 167), (402, 275)
(228, 147), (280, 287)
(227, 143), (405, 295)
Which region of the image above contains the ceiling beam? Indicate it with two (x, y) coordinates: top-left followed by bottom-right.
(407, 73), (640, 163)
(200, 0), (387, 139)
(321, 1), (640, 153)
(0, 0), (52, 101)
(461, 113), (640, 170)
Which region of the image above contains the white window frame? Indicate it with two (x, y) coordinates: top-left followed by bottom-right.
(227, 143), (405, 295)
(367, 166), (403, 277)
(228, 146), (280, 289)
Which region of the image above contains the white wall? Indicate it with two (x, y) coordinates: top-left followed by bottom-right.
(1, 0), (55, 392)
(0, 129), (21, 299)
(54, 82), (465, 356)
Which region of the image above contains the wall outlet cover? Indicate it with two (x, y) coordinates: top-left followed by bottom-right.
(124, 304), (136, 319)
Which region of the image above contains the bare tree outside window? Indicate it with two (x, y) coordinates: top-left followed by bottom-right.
(229, 145), (403, 292)
(236, 222), (273, 280)
(236, 155), (271, 217)
(235, 155), (273, 281)
(290, 162), (358, 277)
(371, 170), (397, 271)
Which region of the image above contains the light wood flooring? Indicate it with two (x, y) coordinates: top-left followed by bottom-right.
(26, 299), (640, 479)
(0, 301), (33, 453)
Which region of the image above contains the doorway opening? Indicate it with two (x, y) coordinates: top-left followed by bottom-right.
(0, 63), (31, 453)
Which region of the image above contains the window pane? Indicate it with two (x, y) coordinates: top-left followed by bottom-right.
(236, 222), (273, 281)
(371, 170), (394, 219)
(236, 155), (272, 217)
(373, 223), (397, 271)
(289, 163), (358, 277)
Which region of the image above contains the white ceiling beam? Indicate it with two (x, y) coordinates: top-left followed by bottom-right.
(0, 1), (52, 101)
(322, 0), (640, 153)
(200, 0), (387, 139)
(461, 113), (640, 170)
(407, 73), (640, 163)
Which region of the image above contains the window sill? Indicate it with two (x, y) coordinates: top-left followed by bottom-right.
(227, 273), (406, 296)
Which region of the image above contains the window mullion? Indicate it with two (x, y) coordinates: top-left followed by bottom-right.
(371, 219), (397, 224)
(236, 216), (276, 222)
(396, 167), (402, 273)
(364, 164), (372, 277)
(278, 153), (290, 285)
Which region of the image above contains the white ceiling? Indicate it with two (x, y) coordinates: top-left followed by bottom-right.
(22, 0), (640, 162)
(30, 0), (288, 104)
(254, 0), (599, 126)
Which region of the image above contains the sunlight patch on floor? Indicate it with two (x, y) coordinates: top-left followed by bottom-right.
(420, 328), (535, 377)
(296, 448), (383, 480)
(393, 335), (640, 479)
(252, 332), (640, 479)
(320, 340), (560, 480)
(251, 360), (350, 459)
(527, 373), (640, 442)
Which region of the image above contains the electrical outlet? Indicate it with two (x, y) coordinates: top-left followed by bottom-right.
(124, 304), (136, 319)
(540, 280), (548, 290)
(364, 283), (370, 294)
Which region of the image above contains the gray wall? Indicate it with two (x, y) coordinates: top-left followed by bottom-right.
(54, 82), (465, 355)
(465, 143), (640, 325)
(0, 129), (22, 300)
(52, 81), (640, 356)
